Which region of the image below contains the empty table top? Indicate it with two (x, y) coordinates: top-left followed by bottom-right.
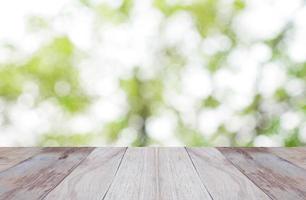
(0, 147), (305, 200)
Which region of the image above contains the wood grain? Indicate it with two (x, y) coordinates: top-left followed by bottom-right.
(104, 148), (212, 200)
(268, 147), (306, 170)
(0, 147), (41, 172)
(0, 147), (93, 200)
(103, 148), (158, 200)
(0, 147), (305, 199)
(157, 148), (212, 200)
(44, 148), (126, 200)
(219, 147), (306, 200)
(187, 148), (270, 200)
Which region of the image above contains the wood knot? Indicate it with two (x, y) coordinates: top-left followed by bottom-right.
(59, 154), (68, 160)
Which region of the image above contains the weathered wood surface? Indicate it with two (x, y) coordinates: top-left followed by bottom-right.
(45, 148), (126, 200)
(103, 148), (158, 200)
(156, 148), (212, 200)
(104, 148), (212, 200)
(186, 148), (270, 200)
(0, 147), (305, 200)
(218, 147), (306, 200)
(268, 147), (306, 170)
(0, 147), (93, 199)
(0, 148), (41, 172)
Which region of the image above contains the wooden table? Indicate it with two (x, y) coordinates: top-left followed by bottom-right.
(0, 147), (305, 199)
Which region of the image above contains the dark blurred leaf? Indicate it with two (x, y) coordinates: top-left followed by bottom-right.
(0, 66), (24, 100)
(233, 0), (245, 10)
(284, 130), (303, 147)
(261, 117), (281, 135)
(242, 94), (262, 114)
(207, 51), (228, 72)
(274, 88), (290, 102)
(202, 95), (220, 108)
(103, 118), (129, 142)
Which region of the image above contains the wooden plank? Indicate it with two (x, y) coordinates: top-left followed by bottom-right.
(219, 147), (306, 200)
(44, 148), (126, 200)
(104, 148), (212, 200)
(268, 147), (306, 170)
(0, 148), (41, 172)
(103, 148), (158, 200)
(157, 148), (212, 200)
(187, 148), (270, 200)
(0, 147), (93, 200)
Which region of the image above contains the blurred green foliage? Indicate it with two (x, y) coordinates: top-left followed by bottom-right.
(0, 0), (305, 146)
(0, 36), (89, 112)
(39, 133), (94, 146)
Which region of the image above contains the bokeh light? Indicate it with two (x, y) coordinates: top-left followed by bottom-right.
(0, 0), (305, 146)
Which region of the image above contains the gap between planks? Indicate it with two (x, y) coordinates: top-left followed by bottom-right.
(1, 147), (305, 200)
(41, 147), (97, 199)
(215, 148), (274, 200)
(102, 148), (213, 200)
(44, 147), (127, 200)
(218, 147), (306, 200)
(45, 147), (275, 200)
(0, 148), (42, 173)
(187, 148), (271, 200)
(184, 147), (214, 200)
(0, 148), (94, 199)
(101, 147), (128, 200)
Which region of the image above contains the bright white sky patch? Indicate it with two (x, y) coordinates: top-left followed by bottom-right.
(146, 112), (177, 142)
(234, 0), (302, 41)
